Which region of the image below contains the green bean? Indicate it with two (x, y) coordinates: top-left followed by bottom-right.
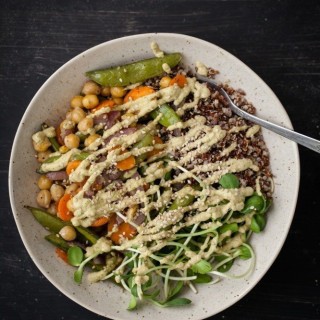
(133, 133), (154, 162)
(75, 226), (98, 245)
(86, 53), (182, 87)
(150, 104), (181, 127)
(219, 173), (240, 189)
(41, 123), (60, 152)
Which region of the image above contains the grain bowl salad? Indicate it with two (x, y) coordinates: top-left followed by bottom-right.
(28, 42), (273, 310)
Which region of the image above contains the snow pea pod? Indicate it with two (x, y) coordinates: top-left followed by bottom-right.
(150, 104), (181, 127)
(26, 206), (98, 244)
(86, 53), (182, 87)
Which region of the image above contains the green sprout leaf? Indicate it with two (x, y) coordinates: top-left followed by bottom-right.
(127, 295), (137, 310)
(191, 259), (212, 274)
(219, 173), (240, 189)
(67, 246), (84, 267)
(161, 298), (192, 307)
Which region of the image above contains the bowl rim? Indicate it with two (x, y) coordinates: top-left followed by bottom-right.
(8, 32), (300, 319)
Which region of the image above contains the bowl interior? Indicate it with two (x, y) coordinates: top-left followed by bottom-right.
(9, 33), (300, 320)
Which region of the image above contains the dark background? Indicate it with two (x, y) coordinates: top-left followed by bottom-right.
(1, 0), (320, 319)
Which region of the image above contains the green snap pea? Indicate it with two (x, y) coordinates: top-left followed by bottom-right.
(71, 152), (91, 161)
(45, 233), (70, 251)
(133, 133), (154, 162)
(169, 193), (195, 211)
(250, 214), (266, 233)
(86, 53), (182, 87)
(26, 206), (98, 245)
(150, 103), (181, 127)
(219, 173), (240, 189)
(43, 155), (61, 164)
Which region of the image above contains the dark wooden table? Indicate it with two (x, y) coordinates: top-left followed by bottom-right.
(1, 1), (320, 319)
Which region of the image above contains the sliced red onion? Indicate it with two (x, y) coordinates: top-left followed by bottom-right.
(94, 111), (121, 129)
(46, 171), (68, 181)
(104, 127), (137, 145)
(133, 212), (145, 226)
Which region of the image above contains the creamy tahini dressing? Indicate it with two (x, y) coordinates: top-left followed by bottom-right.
(65, 75), (263, 266)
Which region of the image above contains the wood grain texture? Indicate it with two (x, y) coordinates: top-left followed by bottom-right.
(1, 0), (320, 319)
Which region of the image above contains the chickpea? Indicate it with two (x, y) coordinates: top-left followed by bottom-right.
(64, 133), (80, 149)
(160, 76), (172, 88)
(32, 139), (51, 153)
(113, 97), (123, 105)
(66, 198), (74, 212)
(82, 80), (101, 95)
(47, 202), (57, 215)
(37, 175), (53, 190)
(59, 225), (77, 241)
(70, 95), (84, 108)
(71, 107), (86, 123)
(60, 119), (75, 130)
(110, 86), (126, 98)
(65, 183), (79, 196)
(50, 184), (65, 202)
(65, 110), (73, 121)
(36, 190), (51, 208)
(37, 150), (51, 163)
(101, 86), (111, 97)
(59, 145), (69, 154)
(82, 94), (99, 109)
(78, 117), (93, 132)
(84, 133), (101, 147)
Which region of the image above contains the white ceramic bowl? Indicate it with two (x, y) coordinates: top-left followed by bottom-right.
(9, 33), (300, 320)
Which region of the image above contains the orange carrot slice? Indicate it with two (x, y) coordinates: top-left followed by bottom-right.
(111, 222), (137, 245)
(66, 160), (81, 175)
(169, 74), (187, 88)
(91, 216), (109, 227)
(91, 99), (115, 113)
(124, 86), (155, 103)
(57, 193), (74, 221)
(55, 248), (69, 264)
(147, 136), (163, 158)
(116, 155), (136, 171)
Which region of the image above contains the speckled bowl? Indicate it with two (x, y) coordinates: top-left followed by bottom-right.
(9, 33), (300, 320)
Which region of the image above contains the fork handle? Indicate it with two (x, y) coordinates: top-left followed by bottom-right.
(235, 108), (320, 153)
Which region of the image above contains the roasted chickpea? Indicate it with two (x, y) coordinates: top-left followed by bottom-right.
(113, 97), (123, 105)
(65, 183), (79, 195)
(65, 111), (73, 121)
(101, 86), (111, 96)
(36, 190), (51, 208)
(37, 150), (51, 163)
(81, 81), (101, 95)
(160, 76), (172, 88)
(60, 119), (75, 130)
(110, 86), (126, 98)
(50, 184), (65, 202)
(47, 202), (57, 215)
(64, 133), (80, 149)
(84, 133), (100, 147)
(37, 175), (53, 190)
(70, 95), (84, 108)
(59, 145), (69, 154)
(82, 94), (99, 109)
(59, 225), (77, 241)
(71, 107), (86, 123)
(77, 117), (93, 132)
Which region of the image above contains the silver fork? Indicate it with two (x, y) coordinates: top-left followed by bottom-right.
(197, 74), (320, 154)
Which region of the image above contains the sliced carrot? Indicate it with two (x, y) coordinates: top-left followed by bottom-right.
(147, 136), (163, 158)
(55, 248), (69, 264)
(66, 160), (82, 175)
(91, 216), (109, 227)
(91, 99), (115, 113)
(169, 74), (187, 88)
(57, 193), (74, 221)
(116, 154), (136, 171)
(107, 213), (136, 244)
(124, 86), (155, 103)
